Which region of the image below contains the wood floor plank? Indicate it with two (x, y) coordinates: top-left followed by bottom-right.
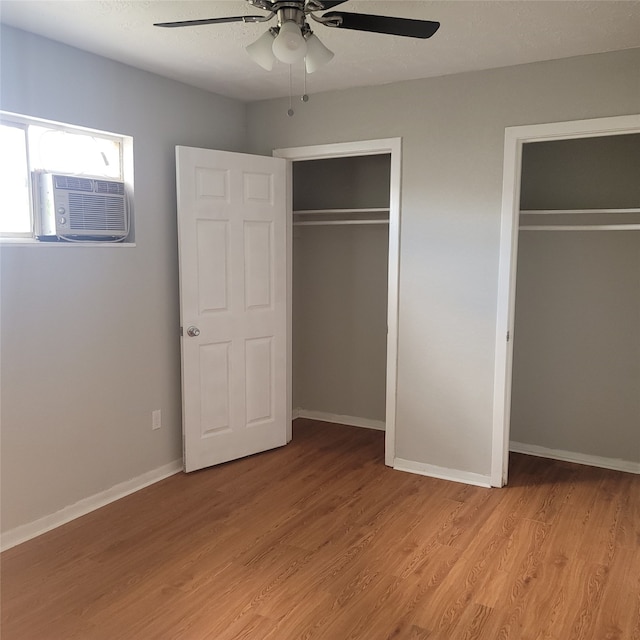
(615, 470), (640, 550)
(2, 421), (639, 640)
(591, 546), (640, 640)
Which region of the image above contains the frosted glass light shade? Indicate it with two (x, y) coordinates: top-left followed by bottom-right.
(305, 34), (334, 73)
(246, 30), (276, 70)
(272, 21), (307, 64)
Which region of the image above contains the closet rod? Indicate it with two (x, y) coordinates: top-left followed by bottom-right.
(294, 220), (389, 227)
(520, 224), (640, 232)
(293, 207), (390, 215)
(520, 208), (640, 216)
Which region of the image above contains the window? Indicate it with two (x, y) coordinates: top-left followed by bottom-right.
(0, 124), (31, 235)
(0, 112), (133, 242)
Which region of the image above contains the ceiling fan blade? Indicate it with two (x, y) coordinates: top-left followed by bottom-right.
(321, 12), (440, 39)
(154, 15), (268, 28)
(308, 1), (350, 9)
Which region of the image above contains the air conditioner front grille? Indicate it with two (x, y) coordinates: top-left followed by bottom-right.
(68, 194), (126, 231)
(95, 180), (125, 195)
(53, 175), (94, 192)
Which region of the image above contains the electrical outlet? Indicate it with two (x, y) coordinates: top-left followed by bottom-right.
(152, 409), (162, 430)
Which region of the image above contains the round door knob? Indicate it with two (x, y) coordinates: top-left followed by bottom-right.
(186, 326), (200, 337)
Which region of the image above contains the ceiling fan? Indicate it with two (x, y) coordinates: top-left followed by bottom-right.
(154, 0), (440, 73)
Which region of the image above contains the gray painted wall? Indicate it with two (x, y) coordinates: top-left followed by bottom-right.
(520, 134), (640, 209)
(511, 233), (640, 461)
(511, 135), (640, 461)
(294, 225), (389, 421)
(0, 26), (246, 533)
(247, 47), (640, 477)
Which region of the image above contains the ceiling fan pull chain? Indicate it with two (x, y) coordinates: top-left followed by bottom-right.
(302, 64), (309, 103)
(287, 64), (295, 116)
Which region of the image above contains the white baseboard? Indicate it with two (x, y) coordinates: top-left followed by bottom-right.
(393, 458), (492, 488)
(293, 408), (385, 431)
(510, 441), (640, 475)
(1, 459), (183, 552)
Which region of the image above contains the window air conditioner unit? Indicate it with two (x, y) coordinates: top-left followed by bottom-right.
(36, 172), (128, 240)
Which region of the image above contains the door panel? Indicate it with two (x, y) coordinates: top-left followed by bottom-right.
(176, 146), (288, 472)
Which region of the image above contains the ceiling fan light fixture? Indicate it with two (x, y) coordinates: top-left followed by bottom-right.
(246, 29), (277, 70)
(272, 20), (308, 64)
(305, 33), (334, 73)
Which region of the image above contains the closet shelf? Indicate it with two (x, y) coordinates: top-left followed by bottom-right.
(294, 219), (389, 226)
(293, 207), (390, 227)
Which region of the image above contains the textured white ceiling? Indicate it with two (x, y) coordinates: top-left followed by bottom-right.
(2, 1), (640, 102)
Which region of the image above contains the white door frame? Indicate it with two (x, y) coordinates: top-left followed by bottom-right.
(491, 114), (640, 487)
(274, 138), (402, 466)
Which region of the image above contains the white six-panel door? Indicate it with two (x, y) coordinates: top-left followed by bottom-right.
(176, 146), (288, 472)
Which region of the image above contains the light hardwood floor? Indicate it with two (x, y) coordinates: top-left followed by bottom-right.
(2, 419), (639, 640)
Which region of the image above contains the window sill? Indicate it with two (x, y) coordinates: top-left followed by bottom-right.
(0, 238), (136, 247)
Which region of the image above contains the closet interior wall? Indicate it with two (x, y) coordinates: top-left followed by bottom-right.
(510, 134), (640, 465)
(292, 155), (391, 426)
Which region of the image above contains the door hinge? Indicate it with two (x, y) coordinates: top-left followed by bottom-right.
(506, 331), (510, 342)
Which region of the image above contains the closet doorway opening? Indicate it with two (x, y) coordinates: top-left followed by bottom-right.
(492, 115), (640, 487)
(274, 138), (401, 466)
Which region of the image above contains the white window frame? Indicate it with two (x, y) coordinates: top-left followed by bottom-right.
(0, 111), (134, 245)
